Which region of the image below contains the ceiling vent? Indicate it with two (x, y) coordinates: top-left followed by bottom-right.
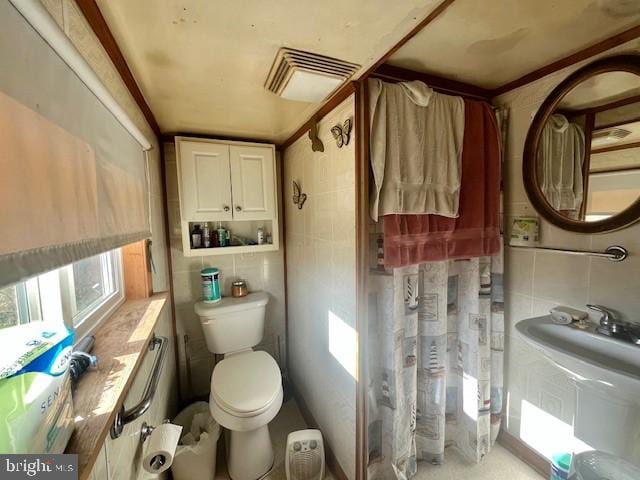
(592, 127), (632, 146)
(265, 48), (360, 103)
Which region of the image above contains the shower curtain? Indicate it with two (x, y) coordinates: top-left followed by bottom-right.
(367, 106), (508, 480)
(367, 252), (504, 479)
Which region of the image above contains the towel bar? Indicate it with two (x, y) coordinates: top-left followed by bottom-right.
(111, 334), (169, 439)
(509, 244), (628, 262)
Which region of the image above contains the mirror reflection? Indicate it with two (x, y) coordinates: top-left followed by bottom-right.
(537, 71), (640, 221)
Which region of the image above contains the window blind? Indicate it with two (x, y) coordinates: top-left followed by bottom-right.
(0, 1), (152, 287)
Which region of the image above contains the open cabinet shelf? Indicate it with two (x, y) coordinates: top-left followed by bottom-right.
(175, 136), (280, 257)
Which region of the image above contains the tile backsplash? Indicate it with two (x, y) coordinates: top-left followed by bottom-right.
(164, 142), (287, 399)
(496, 38), (640, 460)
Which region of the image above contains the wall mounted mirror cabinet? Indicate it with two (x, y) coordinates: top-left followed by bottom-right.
(523, 55), (640, 233)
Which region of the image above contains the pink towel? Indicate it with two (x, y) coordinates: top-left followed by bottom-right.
(383, 99), (501, 267)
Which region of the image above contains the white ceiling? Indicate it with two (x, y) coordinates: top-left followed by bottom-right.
(387, 0), (640, 89)
(559, 71), (640, 110)
(95, 0), (442, 143)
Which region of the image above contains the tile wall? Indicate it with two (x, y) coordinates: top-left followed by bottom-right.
(90, 307), (178, 480)
(283, 96), (357, 479)
(495, 38), (640, 460)
(164, 142), (287, 399)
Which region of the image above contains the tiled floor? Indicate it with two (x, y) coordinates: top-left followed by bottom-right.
(413, 444), (544, 480)
(215, 399), (334, 479)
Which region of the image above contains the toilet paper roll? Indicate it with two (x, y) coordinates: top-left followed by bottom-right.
(142, 423), (183, 474)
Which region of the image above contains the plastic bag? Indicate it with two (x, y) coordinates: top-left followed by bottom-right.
(171, 402), (221, 480)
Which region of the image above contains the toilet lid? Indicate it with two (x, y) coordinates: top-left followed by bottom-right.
(574, 451), (640, 480)
(211, 351), (282, 416)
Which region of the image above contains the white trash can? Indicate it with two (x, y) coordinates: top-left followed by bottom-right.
(171, 402), (221, 480)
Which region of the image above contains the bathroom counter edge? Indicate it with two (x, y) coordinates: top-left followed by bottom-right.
(65, 292), (169, 480)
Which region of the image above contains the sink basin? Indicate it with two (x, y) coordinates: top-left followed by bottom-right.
(516, 316), (640, 401)
(516, 316), (640, 460)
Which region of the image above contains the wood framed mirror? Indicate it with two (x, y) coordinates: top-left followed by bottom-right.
(523, 55), (640, 233)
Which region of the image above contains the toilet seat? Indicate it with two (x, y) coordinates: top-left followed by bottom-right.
(211, 350), (282, 418)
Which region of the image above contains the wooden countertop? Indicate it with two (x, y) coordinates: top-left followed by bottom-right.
(65, 292), (169, 480)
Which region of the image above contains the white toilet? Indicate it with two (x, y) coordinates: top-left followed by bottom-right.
(195, 292), (283, 480)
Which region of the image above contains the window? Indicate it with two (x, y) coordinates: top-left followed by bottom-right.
(0, 249), (123, 339)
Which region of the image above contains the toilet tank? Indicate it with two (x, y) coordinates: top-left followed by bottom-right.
(195, 292), (269, 354)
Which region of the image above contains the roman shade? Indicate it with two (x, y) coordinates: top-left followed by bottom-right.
(0, 1), (152, 287)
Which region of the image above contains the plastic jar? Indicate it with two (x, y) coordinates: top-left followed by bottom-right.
(201, 267), (221, 303)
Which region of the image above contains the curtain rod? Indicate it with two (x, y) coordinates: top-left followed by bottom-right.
(369, 72), (490, 102)
(9, 0), (153, 151)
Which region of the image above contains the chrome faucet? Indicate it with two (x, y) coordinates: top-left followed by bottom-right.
(587, 304), (640, 345)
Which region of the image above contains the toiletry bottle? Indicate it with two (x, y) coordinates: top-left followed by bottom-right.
(226, 228), (232, 246)
(257, 227), (264, 245)
(217, 223), (227, 247)
(212, 229), (219, 247)
(191, 224), (202, 248)
(203, 223), (211, 248)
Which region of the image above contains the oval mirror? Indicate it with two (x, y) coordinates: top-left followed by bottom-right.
(523, 55), (640, 233)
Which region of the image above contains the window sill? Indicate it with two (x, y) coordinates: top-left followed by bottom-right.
(65, 292), (169, 480)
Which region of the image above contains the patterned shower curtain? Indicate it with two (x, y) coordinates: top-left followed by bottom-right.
(367, 249), (504, 479)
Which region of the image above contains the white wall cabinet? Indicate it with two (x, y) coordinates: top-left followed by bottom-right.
(176, 137), (279, 256)
(179, 140), (234, 222)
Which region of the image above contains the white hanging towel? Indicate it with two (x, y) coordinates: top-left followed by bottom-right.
(369, 78), (465, 221)
(537, 113), (585, 212)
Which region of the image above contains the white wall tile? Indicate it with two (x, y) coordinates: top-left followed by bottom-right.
(283, 96), (356, 480)
(164, 148), (286, 401)
(496, 37), (640, 455)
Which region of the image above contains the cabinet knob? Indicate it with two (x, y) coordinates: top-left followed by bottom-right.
(223, 205), (230, 212)
(235, 205), (242, 212)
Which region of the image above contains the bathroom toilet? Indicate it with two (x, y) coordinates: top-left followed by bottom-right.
(195, 292), (283, 480)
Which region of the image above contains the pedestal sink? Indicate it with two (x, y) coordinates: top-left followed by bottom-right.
(516, 316), (640, 462)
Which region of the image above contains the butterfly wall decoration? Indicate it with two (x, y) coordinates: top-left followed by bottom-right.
(331, 117), (352, 148)
(307, 119), (324, 152)
(292, 181), (307, 210)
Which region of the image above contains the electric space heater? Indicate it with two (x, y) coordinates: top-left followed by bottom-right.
(285, 429), (325, 480)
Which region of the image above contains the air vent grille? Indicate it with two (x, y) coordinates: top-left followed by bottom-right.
(592, 127), (631, 141)
(265, 48), (360, 102)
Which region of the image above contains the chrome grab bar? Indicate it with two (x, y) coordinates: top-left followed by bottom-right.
(111, 334), (168, 439)
(509, 244), (628, 262)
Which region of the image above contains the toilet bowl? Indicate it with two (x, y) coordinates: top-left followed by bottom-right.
(210, 350), (283, 479)
(195, 292), (283, 480)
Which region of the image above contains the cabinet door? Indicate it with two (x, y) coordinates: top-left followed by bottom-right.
(229, 145), (276, 220)
(178, 140), (233, 221)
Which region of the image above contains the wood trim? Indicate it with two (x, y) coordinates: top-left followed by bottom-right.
(497, 429), (549, 478)
(359, 0), (457, 79)
(161, 131), (273, 145)
(291, 385), (349, 480)
(591, 165), (640, 174)
(579, 113), (595, 221)
(121, 239), (152, 299)
(74, 0), (160, 136)
(372, 63), (491, 100)
(279, 0), (456, 149)
(591, 140), (640, 154)
(566, 93), (640, 118)
(522, 54), (640, 233)
(596, 115), (640, 131)
(354, 80), (370, 480)
(281, 82), (356, 149)
(491, 24), (640, 97)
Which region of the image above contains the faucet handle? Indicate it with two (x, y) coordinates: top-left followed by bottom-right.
(587, 304), (617, 326)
